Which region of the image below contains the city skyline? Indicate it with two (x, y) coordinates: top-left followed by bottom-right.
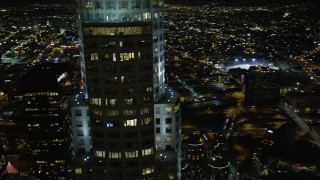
(0, 0), (319, 179)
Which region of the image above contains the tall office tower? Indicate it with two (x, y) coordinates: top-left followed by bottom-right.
(76, 0), (166, 179)
(245, 66), (280, 109)
(22, 64), (72, 179)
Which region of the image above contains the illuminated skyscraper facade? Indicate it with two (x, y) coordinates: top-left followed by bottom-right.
(76, 0), (166, 179)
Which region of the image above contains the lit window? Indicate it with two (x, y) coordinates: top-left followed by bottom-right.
(109, 152), (121, 159)
(90, 98), (101, 106)
(121, 76), (125, 83)
(36, 161), (46, 164)
(123, 109), (136, 116)
(75, 168), (82, 174)
(124, 119), (137, 127)
(142, 167), (154, 175)
(140, 107), (150, 115)
(109, 99), (118, 106)
(143, 12), (151, 20)
(94, 150), (105, 158)
(92, 109), (102, 116)
(125, 150), (138, 158)
(155, 135), (160, 142)
(83, 1), (93, 8)
(156, 145), (161, 151)
(90, 53), (99, 61)
(159, 0), (163, 7)
(155, 107), (160, 114)
(142, 148), (153, 156)
(124, 98), (134, 105)
(154, 13), (158, 19)
(120, 52), (135, 61)
(141, 117), (152, 125)
(146, 87), (152, 92)
(165, 136), (171, 142)
(165, 107), (172, 113)
(113, 53), (117, 61)
(107, 110), (119, 117)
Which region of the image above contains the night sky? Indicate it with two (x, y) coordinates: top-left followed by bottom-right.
(0, 0), (317, 7)
(0, 0), (73, 7)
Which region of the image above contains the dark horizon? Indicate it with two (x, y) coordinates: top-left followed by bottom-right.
(0, 0), (318, 7)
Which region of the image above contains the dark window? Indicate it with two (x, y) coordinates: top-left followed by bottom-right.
(78, 148), (85, 154)
(92, 131), (104, 138)
(156, 118), (160, 124)
(108, 142), (121, 149)
(165, 127), (171, 133)
(75, 110), (82, 116)
(107, 132), (120, 139)
(141, 129), (153, 136)
(125, 141), (138, 148)
(142, 138), (153, 146)
(76, 121), (83, 127)
(165, 118), (172, 124)
(110, 161), (122, 168)
(156, 127), (160, 133)
(126, 161), (139, 168)
(77, 130), (84, 136)
(124, 132), (137, 139)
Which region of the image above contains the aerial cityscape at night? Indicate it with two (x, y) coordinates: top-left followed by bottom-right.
(0, 0), (319, 179)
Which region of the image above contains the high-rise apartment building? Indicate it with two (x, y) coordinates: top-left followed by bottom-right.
(245, 66), (280, 109)
(76, 0), (168, 179)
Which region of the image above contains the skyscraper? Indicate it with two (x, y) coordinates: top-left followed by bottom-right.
(22, 64), (72, 179)
(76, 0), (166, 179)
(245, 66), (280, 109)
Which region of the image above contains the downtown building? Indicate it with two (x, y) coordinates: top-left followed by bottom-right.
(21, 64), (72, 179)
(74, 0), (181, 179)
(245, 66), (280, 109)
